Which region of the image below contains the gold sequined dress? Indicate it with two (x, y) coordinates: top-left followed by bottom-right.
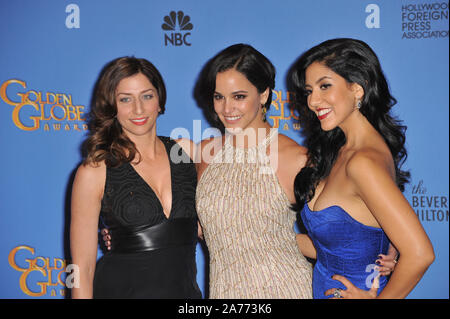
(196, 129), (312, 298)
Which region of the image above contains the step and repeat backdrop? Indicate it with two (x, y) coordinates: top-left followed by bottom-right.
(0, 0), (448, 299)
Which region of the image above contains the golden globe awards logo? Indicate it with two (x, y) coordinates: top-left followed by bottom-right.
(268, 90), (300, 131)
(8, 245), (78, 297)
(0, 79), (87, 132)
(162, 11), (193, 46)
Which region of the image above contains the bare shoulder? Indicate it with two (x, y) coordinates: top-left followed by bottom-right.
(346, 148), (394, 182)
(270, 134), (307, 201)
(76, 160), (106, 177)
(277, 133), (308, 167)
(73, 161), (106, 197)
(277, 133), (307, 154)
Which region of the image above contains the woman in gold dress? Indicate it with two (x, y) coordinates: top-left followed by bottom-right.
(194, 44), (313, 298)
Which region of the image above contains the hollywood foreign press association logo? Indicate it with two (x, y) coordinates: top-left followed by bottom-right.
(162, 11), (193, 46)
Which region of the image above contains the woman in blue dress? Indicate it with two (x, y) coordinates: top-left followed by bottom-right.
(290, 38), (434, 298)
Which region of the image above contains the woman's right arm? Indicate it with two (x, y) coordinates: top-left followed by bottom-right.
(70, 162), (105, 299)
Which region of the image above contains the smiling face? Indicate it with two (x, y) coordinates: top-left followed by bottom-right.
(304, 61), (363, 131)
(115, 72), (161, 139)
(213, 68), (269, 133)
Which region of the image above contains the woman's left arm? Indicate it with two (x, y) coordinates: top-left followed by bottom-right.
(346, 153), (434, 298)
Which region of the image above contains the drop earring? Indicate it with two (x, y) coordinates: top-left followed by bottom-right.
(356, 100), (362, 109)
(261, 105), (267, 122)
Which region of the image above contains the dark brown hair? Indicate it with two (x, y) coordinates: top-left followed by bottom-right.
(83, 56), (166, 167)
(194, 44), (275, 130)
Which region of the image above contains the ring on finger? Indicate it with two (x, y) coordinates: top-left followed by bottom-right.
(333, 288), (343, 299)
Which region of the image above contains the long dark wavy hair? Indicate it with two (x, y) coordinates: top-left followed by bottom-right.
(83, 56), (166, 167)
(289, 38), (410, 211)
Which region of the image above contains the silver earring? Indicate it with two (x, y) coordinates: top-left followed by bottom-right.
(356, 100), (362, 109)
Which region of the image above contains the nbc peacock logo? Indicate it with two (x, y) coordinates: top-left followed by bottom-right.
(162, 11), (193, 46)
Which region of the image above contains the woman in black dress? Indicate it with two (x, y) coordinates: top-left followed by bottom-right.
(70, 57), (201, 298)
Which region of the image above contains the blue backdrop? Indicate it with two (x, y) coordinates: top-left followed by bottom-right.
(0, 0), (448, 299)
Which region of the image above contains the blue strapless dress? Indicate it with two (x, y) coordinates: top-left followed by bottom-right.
(300, 204), (389, 299)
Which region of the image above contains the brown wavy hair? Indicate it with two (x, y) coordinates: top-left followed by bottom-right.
(83, 56), (167, 167)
